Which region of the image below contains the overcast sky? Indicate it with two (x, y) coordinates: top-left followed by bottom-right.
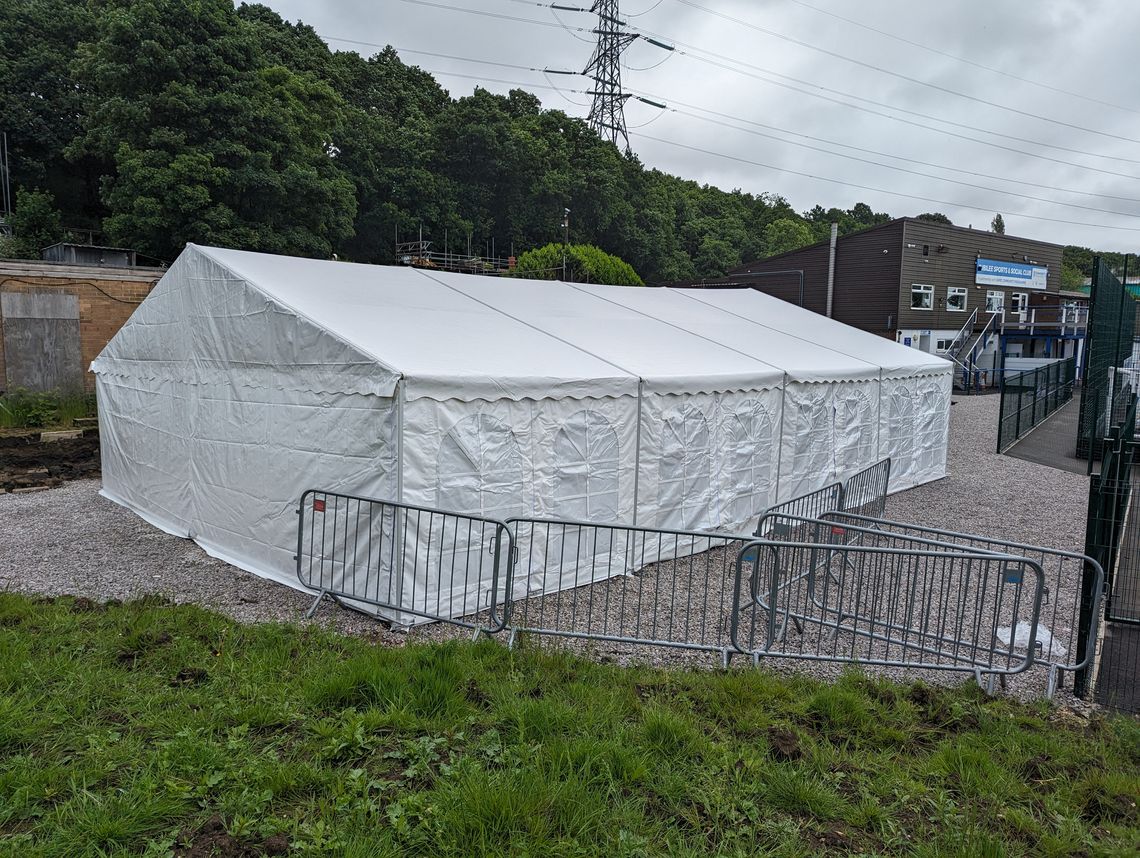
(261, 0), (1140, 251)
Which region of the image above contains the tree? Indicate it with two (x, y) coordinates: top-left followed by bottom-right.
(1061, 263), (1086, 291)
(916, 212), (953, 225)
(0, 0), (104, 223)
(5, 1), (945, 281)
(803, 202), (891, 242)
(4, 189), (63, 259)
(762, 218), (815, 257)
(513, 243), (643, 286)
(69, 0), (356, 261)
(991, 213), (1006, 234)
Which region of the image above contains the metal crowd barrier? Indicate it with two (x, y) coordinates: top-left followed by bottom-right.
(840, 458), (891, 519)
(294, 462), (1084, 698)
(756, 457), (892, 537)
(729, 535), (1046, 688)
(820, 512), (1106, 697)
(757, 481), (844, 537)
(503, 516), (748, 664)
(295, 489), (514, 634)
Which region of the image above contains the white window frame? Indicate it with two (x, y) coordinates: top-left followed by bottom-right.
(986, 290), (1004, 314)
(946, 286), (967, 312)
(1010, 291), (1029, 318)
(910, 283), (934, 311)
(934, 338), (953, 353)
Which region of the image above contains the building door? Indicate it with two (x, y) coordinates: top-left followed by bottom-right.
(1010, 292), (1029, 323)
(1, 290), (83, 393)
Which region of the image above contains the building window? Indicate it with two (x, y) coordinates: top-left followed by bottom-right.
(922, 244), (929, 257)
(947, 286), (967, 312)
(986, 290), (1004, 314)
(935, 338), (953, 353)
(910, 283), (934, 310)
(1010, 292), (1028, 316)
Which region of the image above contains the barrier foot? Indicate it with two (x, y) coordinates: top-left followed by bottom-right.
(1046, 665), (1060, 700)
(470, 625), (484, 643)
(507, 628), (519, 650)
(721, 648), (732, 669)
(304, 589), (328, 620)
(974, 669), (1000, 696)
(751, 651), (761, 669)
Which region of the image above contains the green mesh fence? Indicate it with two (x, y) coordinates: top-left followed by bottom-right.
(1076, 258), (1137, 465)
(996, 357), (1076, 454)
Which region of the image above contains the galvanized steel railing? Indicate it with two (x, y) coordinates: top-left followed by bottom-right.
(295, 456), (1086, 697)
(295, 489), (514, 634)
(729, 535), (1045, 687)
(503, 516), (747, 664)
(819, 511), (1105, 696)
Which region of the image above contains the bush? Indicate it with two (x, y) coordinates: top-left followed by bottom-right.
(512, 243), (644, 286)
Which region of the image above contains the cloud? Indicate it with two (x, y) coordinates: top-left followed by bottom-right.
(264, 0), (1140, 250)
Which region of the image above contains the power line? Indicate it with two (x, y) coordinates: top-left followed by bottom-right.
(374, 42), (1140, 203)
(633, 30), (1140, 167)
(783, 0), (1140, 116)
(397, 0), (1140, 170)
(645, 90), (1140, 202)
(584, 1), (639, 151)
(626, 0), (665, 15)
(632, 132), (1140, 233)
(412, 64), (1140, 227)
(662, 104), (1140, 219)
(668, 49), (1140, 174)
(673, 0), (1140, 144)
(332, 36), (1140, 198)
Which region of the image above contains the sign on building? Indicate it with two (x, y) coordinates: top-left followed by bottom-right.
(975, 258), (1048, 290)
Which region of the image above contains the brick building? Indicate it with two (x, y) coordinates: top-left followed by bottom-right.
(0, 258), (161, 393)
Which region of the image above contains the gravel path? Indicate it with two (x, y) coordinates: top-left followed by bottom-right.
(885, 394), (1087, 555)
(0, 393), (1092, 700)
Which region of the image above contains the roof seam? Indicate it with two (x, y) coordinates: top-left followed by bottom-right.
(674, 289), (904, 372)
(412, 268), (643, 382)
(560, 280), (789, 376)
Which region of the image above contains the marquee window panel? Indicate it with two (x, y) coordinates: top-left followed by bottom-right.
(659, 406), (713, 531)
(437, 413), (526, 521)
(552, 410), (620, 522)
(724, 399), (775, 525)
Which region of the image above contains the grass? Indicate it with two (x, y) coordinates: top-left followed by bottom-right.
(0, 388), (96, 430)
(0, 594), (1137, 857)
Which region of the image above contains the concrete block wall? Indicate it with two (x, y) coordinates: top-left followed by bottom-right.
(0, 260), (161, 393)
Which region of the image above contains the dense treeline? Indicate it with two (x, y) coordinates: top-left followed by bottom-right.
(0, 0), (1130, 284)
(0, 0), (896, 282)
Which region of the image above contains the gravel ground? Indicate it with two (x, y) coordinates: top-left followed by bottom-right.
(885, 394), (1087, 555)
(0, 393), (1092, 701)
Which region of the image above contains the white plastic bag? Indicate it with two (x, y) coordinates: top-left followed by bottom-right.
(997, 622), (1067, 659)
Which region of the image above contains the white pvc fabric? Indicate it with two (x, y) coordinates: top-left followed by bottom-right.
(93, 245), (952, 623)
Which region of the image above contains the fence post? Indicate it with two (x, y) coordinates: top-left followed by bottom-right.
(1033, 366), (1041, 425)
(1076, 469), (1105, 698)
(1014, 371), (1022, 440)
(996, 374), (1006, 453)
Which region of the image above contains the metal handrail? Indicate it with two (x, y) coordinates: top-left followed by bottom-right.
(962, 310), (1001, 391)
(945, 307), (979, 364)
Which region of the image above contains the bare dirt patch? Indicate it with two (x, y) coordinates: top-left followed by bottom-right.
(0, 431), (100, 491)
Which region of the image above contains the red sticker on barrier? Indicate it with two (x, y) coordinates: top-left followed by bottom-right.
(830, 526), (846, 536)
(313, 499), (326, 513)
